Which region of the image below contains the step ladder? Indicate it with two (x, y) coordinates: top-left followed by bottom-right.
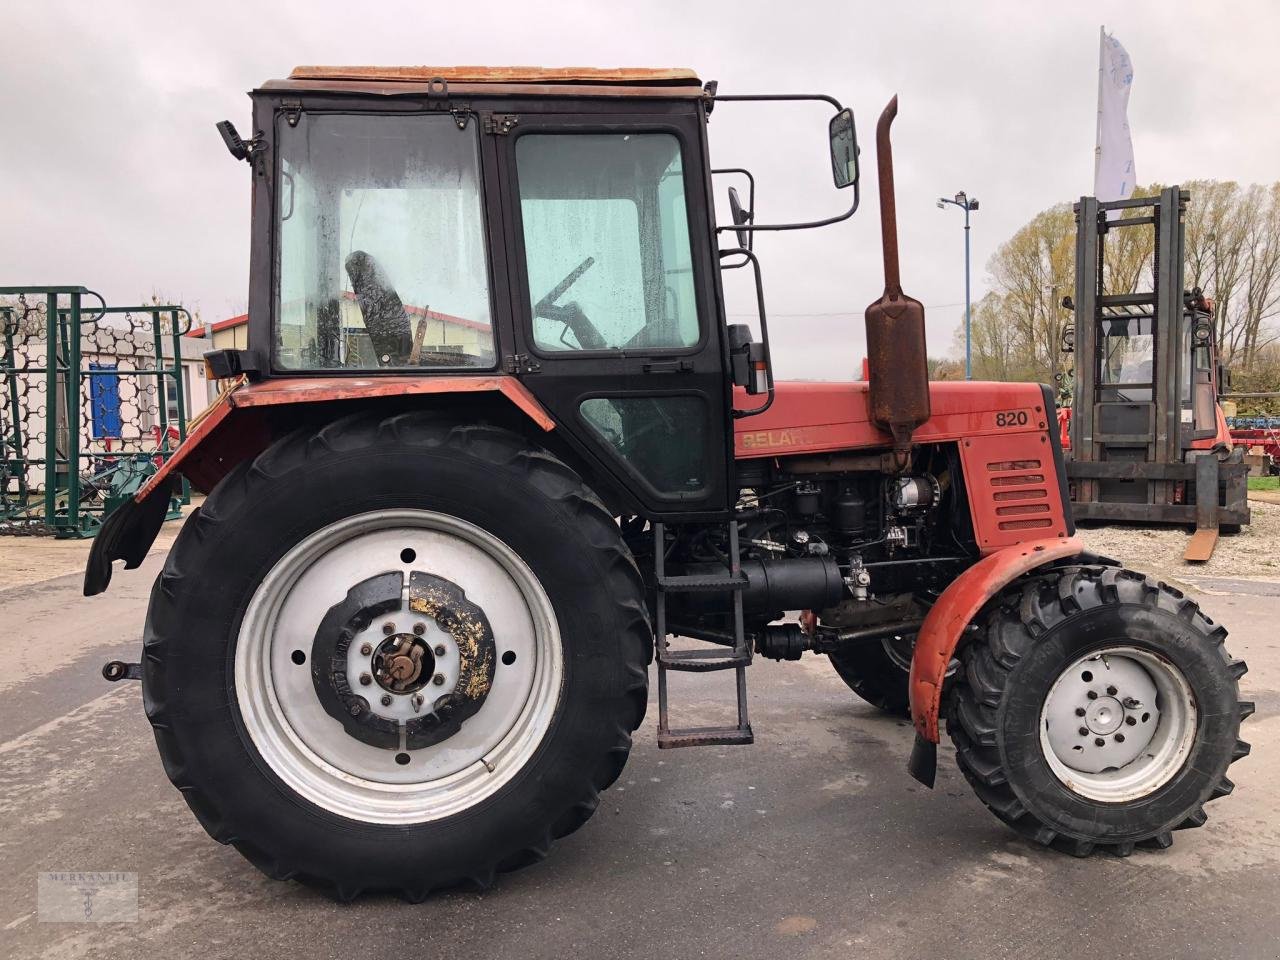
(652, 520), (754, 749)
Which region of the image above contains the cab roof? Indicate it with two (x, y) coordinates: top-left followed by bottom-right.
(261, 66), (705, 99)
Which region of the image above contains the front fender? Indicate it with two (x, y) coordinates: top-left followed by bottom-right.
(905, 536), (1085, 785)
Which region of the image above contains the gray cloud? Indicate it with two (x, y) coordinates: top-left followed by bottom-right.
(3, 0), (1276, 379)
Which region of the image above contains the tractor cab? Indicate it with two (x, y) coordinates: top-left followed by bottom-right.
(209, 66), (859, 520)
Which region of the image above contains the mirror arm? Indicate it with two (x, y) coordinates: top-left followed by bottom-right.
(719, 247), (775, 419)
(706, 91), (859, 232)
(715, 189), (858, 234)
(708, 92), (843, 111)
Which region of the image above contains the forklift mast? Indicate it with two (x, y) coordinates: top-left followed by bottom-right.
(1067, 187), (1249, 558)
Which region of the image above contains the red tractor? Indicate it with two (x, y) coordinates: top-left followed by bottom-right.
(88, 66), (1251, 900)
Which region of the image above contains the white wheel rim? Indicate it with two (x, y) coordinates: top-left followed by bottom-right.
(1039, 645), (1197, 802)
(234, 509), (563, 825)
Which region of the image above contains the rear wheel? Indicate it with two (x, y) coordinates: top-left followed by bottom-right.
(143, 414), (651, 899)
(948, 565), (1252, 855)
(828, 637), (914, 717)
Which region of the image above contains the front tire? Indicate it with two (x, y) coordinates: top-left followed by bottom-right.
(948, 565), (1252, 856)
(143, 414), (651, 899)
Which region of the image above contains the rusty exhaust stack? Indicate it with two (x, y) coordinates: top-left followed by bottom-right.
(865, 95), (931, 470)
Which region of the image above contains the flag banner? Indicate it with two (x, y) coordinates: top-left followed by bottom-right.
(1095, 29), (1137, 202)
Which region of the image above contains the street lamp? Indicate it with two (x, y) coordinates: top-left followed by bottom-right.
(937, 191), (979, 379)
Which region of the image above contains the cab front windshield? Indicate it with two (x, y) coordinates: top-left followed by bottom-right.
(275, 113), (495, 370)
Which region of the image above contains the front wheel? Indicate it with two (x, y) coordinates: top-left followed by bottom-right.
(948, 565), (1252, 856)
(143, 414), (651, 899)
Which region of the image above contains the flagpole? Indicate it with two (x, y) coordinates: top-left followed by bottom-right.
(1094, 25), (1105, 194)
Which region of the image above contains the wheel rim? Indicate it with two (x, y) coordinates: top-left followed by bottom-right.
(234, 509), (563, 825)
(1039, 645), (1197, 802)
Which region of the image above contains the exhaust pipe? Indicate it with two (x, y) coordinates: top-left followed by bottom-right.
(864, 95), (931, 470)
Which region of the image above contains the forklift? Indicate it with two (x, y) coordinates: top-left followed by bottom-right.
(1064, 187), (1250, 561)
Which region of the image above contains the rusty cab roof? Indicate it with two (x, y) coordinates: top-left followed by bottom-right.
(261, 66), (705, 100)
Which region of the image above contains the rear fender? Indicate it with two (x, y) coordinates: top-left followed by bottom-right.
(83, 375), (554, 596)
(905, 535), (1085, 786)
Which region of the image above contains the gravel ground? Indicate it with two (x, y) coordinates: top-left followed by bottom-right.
(1077, 499), (1280, 581)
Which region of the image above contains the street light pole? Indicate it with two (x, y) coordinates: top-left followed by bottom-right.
(937, 191), (979, 379)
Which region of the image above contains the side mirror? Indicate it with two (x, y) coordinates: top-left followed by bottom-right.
(727, 186), (753, 251)
(1217, 362), (1231, 396)
(828, 108), (859, 189)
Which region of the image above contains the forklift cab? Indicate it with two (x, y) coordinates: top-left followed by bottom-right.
(1096, 296), (1220, 445)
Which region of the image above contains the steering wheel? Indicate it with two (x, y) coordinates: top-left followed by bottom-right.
(534, 256), (606, 350)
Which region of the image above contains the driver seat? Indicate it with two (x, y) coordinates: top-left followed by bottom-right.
(344, 250), (413, 364)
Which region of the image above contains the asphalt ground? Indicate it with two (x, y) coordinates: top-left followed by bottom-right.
(1, 546), (1277, 960)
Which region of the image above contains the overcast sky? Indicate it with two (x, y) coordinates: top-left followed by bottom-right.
(3, 0), (1278, 379)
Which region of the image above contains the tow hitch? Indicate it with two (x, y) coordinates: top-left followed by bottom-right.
(102, 660), (142, 682)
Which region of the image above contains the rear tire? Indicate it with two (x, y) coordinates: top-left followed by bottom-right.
(948, 565), (1252, 856)
(143, 413), (651, 899)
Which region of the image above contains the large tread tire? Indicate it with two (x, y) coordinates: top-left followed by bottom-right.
(142, 413), (652, 899)
(947, 564), (1252, 857)
(828, 644), (911, 718)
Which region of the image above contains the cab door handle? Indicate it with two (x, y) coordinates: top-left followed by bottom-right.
(642, 360), (693, 374)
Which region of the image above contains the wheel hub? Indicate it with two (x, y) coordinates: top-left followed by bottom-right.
(310, 569), (497, 751)
(373, 633), (435, 694)
(1084, 696), (1124, 736)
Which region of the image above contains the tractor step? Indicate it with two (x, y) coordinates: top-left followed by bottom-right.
(652, 521), (753, 749)
(657, 724), (754, 749)
(656, 572), (748, 592)
(657, 648), (751, 672)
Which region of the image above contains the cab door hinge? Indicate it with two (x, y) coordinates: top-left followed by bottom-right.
(503, 353), (540, 374)
(483, 114), (520, 135)
(282, 99), (302, 127)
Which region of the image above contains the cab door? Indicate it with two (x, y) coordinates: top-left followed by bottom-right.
(491, 110), (731, 518)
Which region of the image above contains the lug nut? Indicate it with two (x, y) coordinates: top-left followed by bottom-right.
(359, 672), (372, 686)
(380, 694), (393, 707)
(382, 622), (395, 635)
(1094, 737), (1105, 747)
(1106, 685), (1117, 696)
(413, 623), (426, 636)
(1087, 690), (1098, 700)
(1115, 732), (1125, 743)
(1123, 697), (1141, 708)
(360, 642), (372, 656)
(1078, 726), (1089, 736)
(1075, 707), (1086, 717)
(432, 673), (445, 686)
(1125, 716), (1137, 726)
(434, 644), (446, 657)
